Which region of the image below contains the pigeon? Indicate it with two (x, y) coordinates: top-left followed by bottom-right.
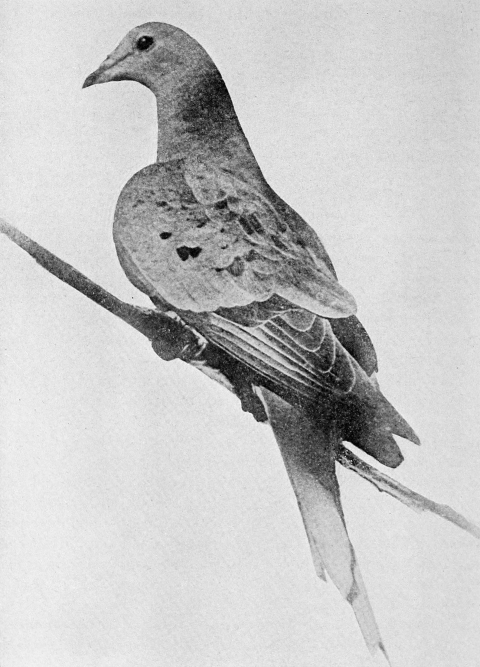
(84, 23), (420, 664)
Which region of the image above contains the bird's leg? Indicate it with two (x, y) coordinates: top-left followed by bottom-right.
(221, 364), (268, 423)
(149, 305), (267, 420)
(236, 382), (269, 423)
(151, 311), (207, 362)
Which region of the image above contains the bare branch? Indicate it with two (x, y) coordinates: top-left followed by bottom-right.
(338, 445), (480, 540)
(0, 218), (198, 352)
(2, 218), (479, 541)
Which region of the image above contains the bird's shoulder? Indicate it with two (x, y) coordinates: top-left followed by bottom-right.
(115, 160), (199, 221)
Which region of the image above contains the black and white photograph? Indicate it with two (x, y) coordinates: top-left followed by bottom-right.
(1, 2), (479, 666)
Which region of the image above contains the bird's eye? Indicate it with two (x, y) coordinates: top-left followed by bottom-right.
(136, 35), (154, 51)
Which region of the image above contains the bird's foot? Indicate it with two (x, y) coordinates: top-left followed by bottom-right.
(151, 311), (207, 362)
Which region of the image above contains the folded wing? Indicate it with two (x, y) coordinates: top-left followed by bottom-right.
(189, 299), (419, 468)
(114, 161), (357, 317)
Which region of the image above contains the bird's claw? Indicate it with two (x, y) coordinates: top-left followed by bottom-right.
(165, 311), (207, 361)
(151, 311), (207, 362)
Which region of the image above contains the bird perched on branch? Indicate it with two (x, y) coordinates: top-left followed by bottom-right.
(84, 22), (420, 664)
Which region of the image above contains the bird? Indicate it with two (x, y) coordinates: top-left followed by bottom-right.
(83, 22), (420, 665)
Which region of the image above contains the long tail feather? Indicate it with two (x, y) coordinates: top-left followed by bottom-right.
(260, 388), (391, 665)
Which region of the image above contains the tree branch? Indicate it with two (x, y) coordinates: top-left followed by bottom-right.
(0, 218), (199, 356)
(338, 446), (480, 540)
(1, 217), (479, 541)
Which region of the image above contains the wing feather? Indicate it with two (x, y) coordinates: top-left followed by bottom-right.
(184, 160), (357, 317)
(197, 307), (357, 397)
(114, 162), (357, 316)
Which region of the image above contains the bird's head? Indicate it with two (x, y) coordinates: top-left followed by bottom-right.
(83, 23), (241, 161)
(83, 22), (214, 92)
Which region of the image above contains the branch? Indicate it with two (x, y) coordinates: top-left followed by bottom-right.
(2, 218), (479, 541)
(338, 445), (480, 540)
(0, 218), (200, 358)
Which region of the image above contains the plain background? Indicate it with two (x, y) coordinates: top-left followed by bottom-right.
(1, 1), (479, 666)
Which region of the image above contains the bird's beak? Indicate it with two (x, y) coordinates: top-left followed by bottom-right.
(83, 43), (133, 89)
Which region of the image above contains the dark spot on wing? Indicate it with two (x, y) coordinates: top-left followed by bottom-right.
(197, 219), (207, 228)
(226, 257), (245, 277)
(133, 199), (145, 208)
(176, 246), (202, 261)
(156, 200), (167, 208)
(160, 232), (172, 240)
(214, 199), (229, 211)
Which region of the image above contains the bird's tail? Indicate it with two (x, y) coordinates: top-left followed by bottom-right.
(260, 388), (392, 666)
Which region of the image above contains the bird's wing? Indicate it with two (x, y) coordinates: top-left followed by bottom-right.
(114, 161), (416, 461)
(197, 300), (358, 399)
(190, 300), (416, 470)
(113, 160), (356, 317)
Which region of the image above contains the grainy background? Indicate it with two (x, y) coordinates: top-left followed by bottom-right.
(1, 1), (479, 666)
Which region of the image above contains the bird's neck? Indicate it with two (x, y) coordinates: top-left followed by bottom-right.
(153, 67), (259, 173)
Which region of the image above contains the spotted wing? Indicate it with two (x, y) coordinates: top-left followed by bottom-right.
(113, 161), (356, 317)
